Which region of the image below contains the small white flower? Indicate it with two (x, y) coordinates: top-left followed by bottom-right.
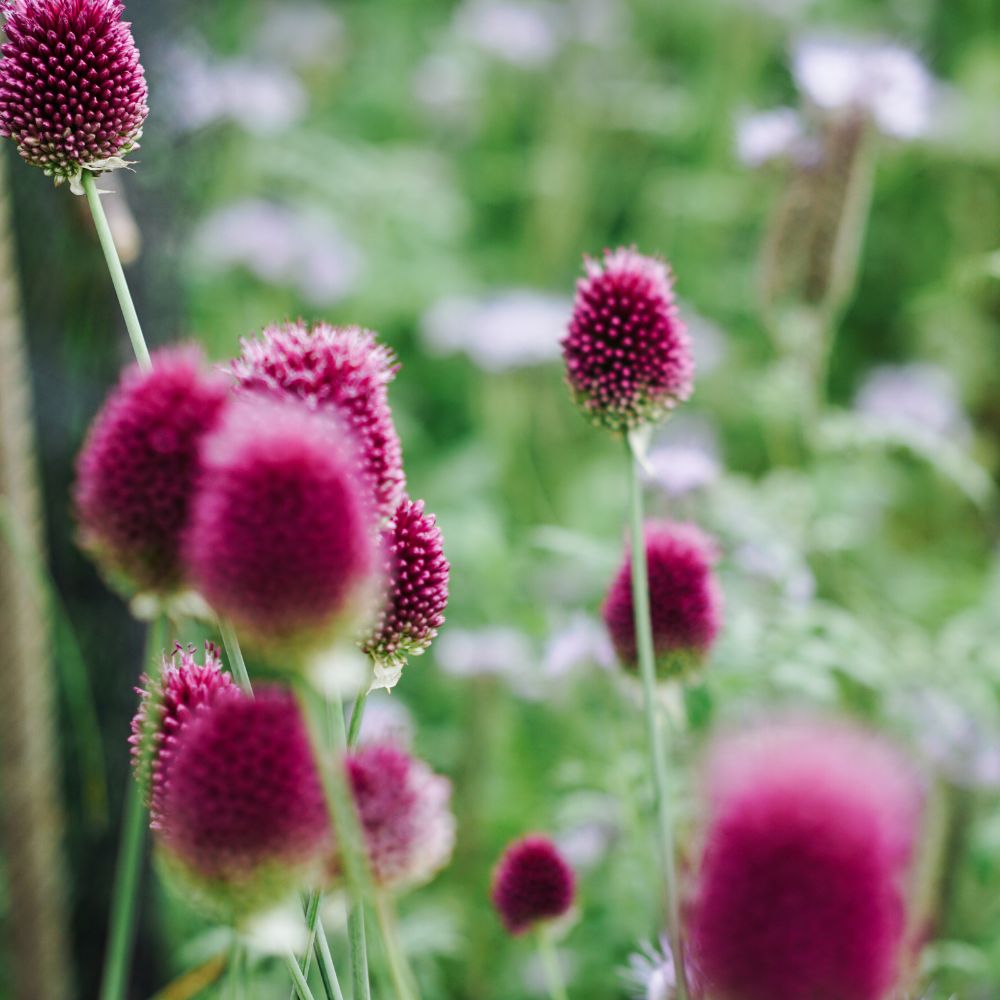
(255, 3), (345, 70)
(453, 0), (565, 68)
(792, 37), (935, 139)
(735, 106), (808, 166)
(354, 693), (415, 749)
(435, 626), (534, 679)
(623, 936), (676, 1000)
(542, 614), (615, 678)
(855, 363), (970, 442)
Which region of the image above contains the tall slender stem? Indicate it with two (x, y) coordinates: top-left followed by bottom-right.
(373, 892), (419, 1000)
(347, 688), (369, 748)
(98, 616), (166, 1000)
(625, 436), (689, 999)
(535, 927), (568, 1000)
(217, 618), (253, 694)
(314, 915), (346, 1000)
(285, 951), (318, 1000)
(81, 171), (151, 372)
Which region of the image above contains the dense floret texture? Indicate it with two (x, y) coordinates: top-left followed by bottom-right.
(362, 498), (449, 669)
(0, 0), (148, 180)
(562, 248), (693, 432)
(491, 835), (575, 935)
(345, 743), (455, 891)
(603, 521), (722, 678)
(690, 720), (923, 1000)
(184, 394), (378, 652)
(73, 345), (230, 595)
(231, 322), (406, 519)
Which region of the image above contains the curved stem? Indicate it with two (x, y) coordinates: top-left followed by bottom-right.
(625, 436), (689, 1000)
(98, 616), (166, 1000)
(535, 927), (568, 1000)
(373, 892), (419, 1000)
(81, 171), (151, 372)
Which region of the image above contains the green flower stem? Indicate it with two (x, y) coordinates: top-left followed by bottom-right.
(347, 688), (369, 748)
(217, 618), (253, 694)
(226, 937), (245, 1000)
(81, 171), (151, 372)
(625, 435), (689, 1000)
(98, 615), (166, 1000)
(535, 926), (568, 1000)
(314, 913), (346, 1000)
(285, 951), (318, 1000)
(373, 891), (419, 1000)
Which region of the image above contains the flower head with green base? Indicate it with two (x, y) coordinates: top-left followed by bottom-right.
(0, 0), (148, 188)
(491, 835), (576, 936)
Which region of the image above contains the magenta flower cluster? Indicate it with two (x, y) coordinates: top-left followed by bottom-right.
(0, 0), (148, 181)
(491, 835), (576, 935)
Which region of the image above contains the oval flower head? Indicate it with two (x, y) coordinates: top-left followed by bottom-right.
(690, 719), (924, 1000)
(562, 248), (693, 433)
(344, 743), (455, 892)
(231, 321), (406, 519)
(0, 0), (148, 187)
(603, 521), (722, 680)
(130, 642), (236, 827)
(155, 686), (331, 919)
(491, 835), (576, 935)
(361, 498), (450, 691)
(74, 345), (230, 599)
(183, 394), (380, 657)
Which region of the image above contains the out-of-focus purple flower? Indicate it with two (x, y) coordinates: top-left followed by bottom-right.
(690, 719), (923, 1000)
(163, 43), (306, 135)
(0, 0), (148, 184)
(352, 693), (415, 750)
(421, 290), (571, 372)
(734, 541), (815, 606)
(542, 614), (615, 678)
(792, 37), (935, 139)
(563, 248), (694, 433)
(734, 107), (810, 167)
(623, 936), (676, 1000)
(492, 835), (575, 935)
(255, 3), (345, 70)
(345, 744), (455, 891)
(435, 626), (533, 680)
(645, 421), (721, 498)
(855, 363), (971, 442)
(74, 345), (230, 597)
(191, 199), (363, 306)
(184, 395), (379, 655)
(453, 0), (564, 68)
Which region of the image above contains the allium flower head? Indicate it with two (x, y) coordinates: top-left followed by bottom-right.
(231, 321), (405, 519)
(491, 835), (575, 935)
(184, 394), (379, 654)
(130, 642), (235, 827)
(562, 248), (693, 432)
(603, 521), (722, 679)
(690, 719), (923, 1000)
(157, 686), (330, 916)
(0, 0), (148, 184)
(344, 743), (455, 891)
(74, 345), (230, 596)
(362, 498), (449, 688)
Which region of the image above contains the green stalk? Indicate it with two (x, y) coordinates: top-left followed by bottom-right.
(373, 892), (419, 1000)
(285, 951), (318, 1000)
(314, 915), (346, 1000)
(81, 171), (151, 372)
(625, 435), (689, 1000)
(535, 927), (568, 1000)
(347, 688), (369, 748)
(217, 618), (253, 694)
(98, 616), (166, 1000)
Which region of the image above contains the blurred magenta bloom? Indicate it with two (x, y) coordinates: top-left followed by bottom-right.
(690, 719), (924, 1000)
(602, 521), (722, 678)
(362, 498), (450, 689)
(345, 743), (455, 891)
(232, 321), (405, 519)
(184, 394), (379, 654)
(130, 643), (235, 827)
(74, 345), (230, 596)
(0, 0), (148, 182)
(492, 835), (575, 935)
(157, 686), (330, 914)
(563, 248), (693, 433)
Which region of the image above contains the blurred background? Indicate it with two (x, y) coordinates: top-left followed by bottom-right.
(2, 0), (999, 996)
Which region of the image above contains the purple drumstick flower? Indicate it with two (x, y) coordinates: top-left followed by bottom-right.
(491, 835), (576, 935)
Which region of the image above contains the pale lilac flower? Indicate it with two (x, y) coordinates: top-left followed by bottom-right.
(623, 936), (676, 1000)
(421, 290), (571, 372)
(255, 3), (345, 70)
(734, 541), (816, 605)
(453, 0), (564, 68)
(542, 614), (615, 678)
(855, 363), (971, 442)
(645, 421), (721, 498)
(352, 693), (415, 750)
(792, 37), (935, 139)
(435, 626), (534, 681)
(191, 200), (362, 305)
(734, 107), (809, 167)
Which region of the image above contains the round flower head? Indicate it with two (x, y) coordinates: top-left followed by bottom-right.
(562, 248), (693, 432)
(361, 498), (449, 689)
(231, 322), (406, 519)
(129, 643), (235, 827)
(690, 719), (923, 1000)
(603, 521), (722, 679)
(344, 743), (455, 891)
(183, 394), (379, 655)
(74, 345), (230, 597)
(0, 0), (148, 185)
(491, 835), (575, 935)
(156, 685), (331, 917)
